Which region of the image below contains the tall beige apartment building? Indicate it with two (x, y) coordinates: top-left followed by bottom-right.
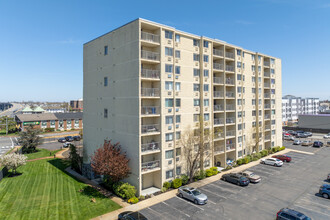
(83, 18), (282, 196)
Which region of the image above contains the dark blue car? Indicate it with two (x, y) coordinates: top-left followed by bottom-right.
(276, 208), (311, 220)
(319, 184), (330, 199)
(221, 173), (250, 186)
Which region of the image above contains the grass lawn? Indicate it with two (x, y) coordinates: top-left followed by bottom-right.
(25, 148), (62, 160)
(0, 159), (121, 220)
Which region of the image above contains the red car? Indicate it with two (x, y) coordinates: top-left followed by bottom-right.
(272, 155), (291, 162)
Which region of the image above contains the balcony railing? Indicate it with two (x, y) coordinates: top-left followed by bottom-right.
(141, 142), (160, 153)
(141, 31), (160, 43)
(141, 124), (160, 134)
(265, 125), (271, 130)
(213, 49), (224, 57)
(264, 83), (270, 88)
(225, 51), (234, 59)
(213, 77), (223, 84)
(264, 72), (270, 77)
(225, 78), (234, 85)
(214, 104), (224, 111)
(264, 104), (271, 109)
(226, 104), (235, 111)
(265, 114), (271, 119)
(226, 130), (235, 137)
(225, 65), (234, 72)
(141, 88), (160, 97)
(226, 143), (235, 150)
(141, 106), (159, 115)
(214, 118), (224, 125)
(226, 118), (235, 124)
(214, 91), (224, 98)
(264, 135), (271, 141)
(264, 61), (270, 67)
(141, 50), (160, 61)
(214, 146), (224, 154)
(141, 69), (160, 79)
(213, 63), (224, 71)
(226, 92), (235, 98)
(264, 93), (271, 98)
(214, 132), (224, 139)
(141, 160), (160, 172)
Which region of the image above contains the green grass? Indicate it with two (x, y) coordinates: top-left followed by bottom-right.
(25, 148), (62, 160)
(0, 159), (121, 220)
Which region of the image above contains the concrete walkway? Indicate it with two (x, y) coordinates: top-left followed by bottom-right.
(27, 148), (69, 162)
(93, 148), (312, 220)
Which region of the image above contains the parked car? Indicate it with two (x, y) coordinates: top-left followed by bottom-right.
(296, 133), (308, 138)
(313, 141), (323, 148)
(272, 155), (292, 162)
(260, 158), (283, 167)
(301, 140), (312, 146)
(276, 208), (311, 220)
(63, 142), (72, 148)
(293, 140), (301, 145)
(178, 187), (208, 205)
(238, 171), (261, 183)
(304, 132), (313, 137)
(73, 135), (81, 141)
(319, 184), (330, 199)
(283, 135), (294, 141)
(58, 138), (66, 143)
(221, 173), (250, 186)
(327, 173), (330, 181)
(118, 211), (148, 220)
(65, 136), (74, 142)
(323, 133), (330, 139)
(287, 130), (297, 136)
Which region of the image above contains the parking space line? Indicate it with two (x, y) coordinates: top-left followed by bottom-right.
(175, 196), (204, 211)
(299, 197), (330, 210)
(292, 204), (330, 218)
(162, 201), (190, 218)
(146, 207), (164, 218)
(209, 182), (240, 194)
(200, 187), (227, 200)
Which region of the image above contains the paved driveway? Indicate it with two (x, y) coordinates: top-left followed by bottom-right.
(0, 137), (17, 156)
(139, 149), (330, 219)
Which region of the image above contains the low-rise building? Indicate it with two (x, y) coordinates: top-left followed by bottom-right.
(298, 114), (330, 130)
(70, 99), (83, 111)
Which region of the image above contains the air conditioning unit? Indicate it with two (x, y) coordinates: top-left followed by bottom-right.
(168, 74), (172, 78)
(176, 108), (179, 112)
(168, 126), (172, 130)
(176, 124), (179, 128)
(176, 157), (180, 162)
(204, 78), (207, 82)
(175, 59), (179, 63)
(168, 160), (172, 165)
(168, 57), (172, 62)
(168, 108), (172, 113)
(195, 47), (198, 51)
(204, 48), (207, 52)
(238, 69), (241, 72)
(205, 92), (208, 96)
(195, 78), (198, 81)
(168, 40), (171, 44)
(175, 75), (179, 79)
(195, 107), (199, 111)
(168, 91), (172, 95)
(195, 92), (199, 96)
(205, 107), (208, 111)
(204, 63), (207, 67)
(168, 143), (172, 147)
(195, 62), (198, 66)
(175, 43), (178, 47)
(175, 92), (179, 96)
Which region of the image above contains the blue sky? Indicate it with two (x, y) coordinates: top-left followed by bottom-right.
(0, 0), (329, 101)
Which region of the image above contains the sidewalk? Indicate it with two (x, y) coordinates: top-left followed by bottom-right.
(93, 148), (311, 220)
(27, 148), (69, 162)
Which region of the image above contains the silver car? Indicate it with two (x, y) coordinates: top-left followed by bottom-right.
(178, 187), (207, 205)
(293, 140), (301, 145)
(238, 171), (261, 183)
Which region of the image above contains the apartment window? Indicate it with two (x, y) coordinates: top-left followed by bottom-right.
(237, 99), (242, 105)
(194, 99), (200, 106)
(104, 108), (108, 118)
(258, 55), (261, 62)
(259, 99), (262, 105)
(193, 54), (200, 61)
(203, 84), (209, 92)
(193, 68), (200, 77)
(237, 87), (242, 93)
(271, 58), (275, 65)
(238, 112), (242, 118)
(238, 124), (243, 130)
(166, 116), (173, 124)
(176, 98), (181, 107)
(251, 54), (255, 61)
(242, 51), (245, 57)
(252, 65), (256, 72)
(204, 99), (209, 106)
(271, 79), (275, 84)
(258, 77), (261, 83)
(243, 87), (245, 93)
(166, 170), (173, 179)
(165, 30), (173, 39)
(258, 88), (262, 94)
(165, 64), (173, 73)
(165, 47), (173, 56)
(165, 98), (173, 107)
(204, 113), (209, 121)
(252, 99), (256, 105)
(194, 114), (200, 122)
(237, 49), (241, 56)
(175, 50), (181, 58)
(175, 82), (181, 91)
(259, 110), (262, 115)
(193, 84), (200, 92)
(252, 110), (256, 116)
(272, 120), (276, 125)
(237, 62), (242, 68)
(193, 39), (200, 46)
(243, 63), (245, 69)
(175, 66), (181, 74)
(271, 69), (275, 74)
(175, 34), (180, 42)
(104, 46), (108, 55)
(258, 66), (261, 72)
(176, 148), (181, 156)
(203, 55), (209, 62)
(176, 166), (181, 175)
(252, 88), (256, 93)
(176, 115), (181, 123)
(272, 130), (276, 135)
(203, 69), (209, 77)
(203, 40), (209, 48)
(252, 76), (256, 82)
(271, 89), (275, 94)
(104, 77), (108, 87)
(272, 110), (276, 115)
(166, 133), (173, 142)
(176, 131), (181, 140)
(271, 99), (276, 104)
(237, 74), (242, 80)
(272, 141), (275, 147)
(252, 122), (256, 127)
(165, 82), (173, 91)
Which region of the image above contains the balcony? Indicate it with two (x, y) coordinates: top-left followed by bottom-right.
(141, 160), (160, 172)
(226, 130), (235, 137)
(213, 77), (223, 84)
(264, 135), (271, 141)
(226, 117), (235, 124)
(214, 132), (224, 139)
(141, 106), (160, 116)
(214, 146), (224, 154)
(214, 91), (224, 98)
(265, 114), (271, 119)
(141, 31), (160, 43)
(225, 78), (235, 85)
(225, 51), (234, 59)
(264, 104), (271, 109)
(213, 63), (224, 71)
(264, 61), (270, 67)
(264, 72), (270, 78)
(141, 69), (160, 80)
(141, 88), (160, 97)
(214, 118), (224, 126)
(265, 125), (271, 130)
(264, 93), (271, 98)
(214, 104), (224, 112)
(226, 104), (235, 111)
(226, 143), (235, 151)
(225, 65), (234, 72)
(141, 50), (160, 61)
(141, 124), (160, 134)
(141, 142), (160, 154)
(264, 83), (270, 88)
(226, 92), (235, 98)
(213, 49), (224, 57)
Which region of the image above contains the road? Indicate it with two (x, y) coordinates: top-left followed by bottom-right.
(0, 103), (23, 117)
(0, 136), (18, 156)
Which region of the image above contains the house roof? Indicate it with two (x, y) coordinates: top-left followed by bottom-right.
(33, 106), (45, 112)
(54, 112), (83, 120)
(21, 106), (33, 112)
(16, 113), (57, 122)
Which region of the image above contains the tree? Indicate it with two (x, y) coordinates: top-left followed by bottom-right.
(18, 124), (42, 154)
(69, 143), (82, 174)
(0, 116), (17, 134)
(0, 153), (27, 175)
(91, 140), (130, 183)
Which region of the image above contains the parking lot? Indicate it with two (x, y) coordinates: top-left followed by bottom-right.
(283, 132), (328, 153)
(139, 148), (330, 219)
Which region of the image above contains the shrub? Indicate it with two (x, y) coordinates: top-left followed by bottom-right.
(163, 181), (171, 189)
(138, 195), (145, 200)
(194, 170), (206, 181)
(180, 175), (189, 185)
(161, 187), (167, 193)
(171, 178), (182, 188)
(128, 196), (139, 204)
(279, 146), (285, 151)
(236, 159), (243, 165)
(112, 182), (136, 199)
(243, 157), (250, 164)
(44, 128), (55, 132)
(205, 169), (213, 177)
(210, 167), (218, 175)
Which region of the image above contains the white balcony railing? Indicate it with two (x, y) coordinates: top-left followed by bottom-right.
(264, 83), (270, 88)
(225, 65), (235, 72)
(265, 135), (271, 141)
(214, 146), (225, 154)
(213, 49), (224, 57)
(141, 106), (159, 115)
(214, 91), (224, 98)
(214, 132), (224, 139)
(264, 61), (270, 67)
(226, 130), (235, 137)
(226, 117), (235, 124)
(141, 160), (160, 172)
(141, 124), (160, 134)
(141, 88), (160, 97)
(141, 142), (160, 153)
(141, 31), (160, 43)
(141, 69), (160, 79)
(214, 118), (224, 125)
(264, 104), (271, 109)
(226, 104), (235, 111)
(213, 63), (224, 70)
(214, 104), (224, 111)
(264, 72), (270, 77)
(264, 93), (271, 98)
(226, 143), (235, 150)
(225, 51), (234, 59)
(225, 78), (235, 85)
(213, 77), (223, 84)
(141, 50), (160, 61)
(226, 92), (235, 98)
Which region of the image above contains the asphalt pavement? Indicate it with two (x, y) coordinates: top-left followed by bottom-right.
(0, 136), (18, 156)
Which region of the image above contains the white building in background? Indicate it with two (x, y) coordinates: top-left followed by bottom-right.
(282, 95), (319, 125)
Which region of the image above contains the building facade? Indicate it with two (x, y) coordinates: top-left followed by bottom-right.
(282, 95), (319, 124)
(70, 99), (83, 111)
(298, 114), (330, 130)
(83, 18), (282, 195)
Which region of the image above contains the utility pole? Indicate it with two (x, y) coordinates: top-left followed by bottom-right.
(6, 117), (8, 135)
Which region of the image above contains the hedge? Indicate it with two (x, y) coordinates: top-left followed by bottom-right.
(112, 182), (136, 199)
(163, 181), (171, 189)
(171, 178), (182, 189)
(128, 196), (139, 204)
(180, 175), (189, 185)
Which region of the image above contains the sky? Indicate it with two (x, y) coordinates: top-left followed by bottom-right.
(0, 0), (330, 102)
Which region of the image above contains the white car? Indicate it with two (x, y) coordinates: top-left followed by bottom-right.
(324, 133), (330, 139)
(260, 158), (283, 167)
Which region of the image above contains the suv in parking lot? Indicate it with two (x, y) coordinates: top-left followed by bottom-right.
(221, 173), (250, 186)
(313, 141), (323, 148)
(276, 208), (311, 220)
(319, 184), (330, 199)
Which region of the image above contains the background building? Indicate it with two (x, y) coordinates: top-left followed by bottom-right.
(70, 99), (83, 111)
(282, 95), (319, 125)
(0, 103), (13, 112)
(298, 114), (330, 130)
(83, 18), (282, 195)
